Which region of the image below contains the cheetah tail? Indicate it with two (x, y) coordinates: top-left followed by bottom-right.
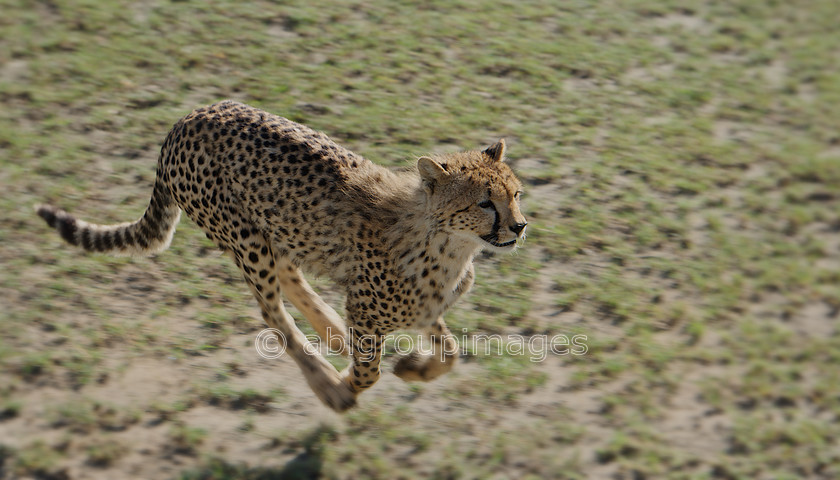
(35, 179), (181, 256)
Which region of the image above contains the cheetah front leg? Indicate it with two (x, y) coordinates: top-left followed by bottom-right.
(394, 317), (460, 382)
(232, 235), (356, 412)
(275, 259), (349, 356)
(344, 322), (384, 392)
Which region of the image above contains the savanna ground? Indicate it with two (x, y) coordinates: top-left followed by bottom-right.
(1, 0), (839, 478)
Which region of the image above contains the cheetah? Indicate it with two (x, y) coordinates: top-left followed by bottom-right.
(36, 101), (527, 411)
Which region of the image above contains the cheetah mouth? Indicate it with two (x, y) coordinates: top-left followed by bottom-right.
(480, 235), (517, 249)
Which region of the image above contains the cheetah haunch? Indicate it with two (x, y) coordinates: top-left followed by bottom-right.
(37, 101), (527, 411)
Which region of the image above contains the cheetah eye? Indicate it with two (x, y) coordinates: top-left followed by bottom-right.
(478, 200), (494, 210)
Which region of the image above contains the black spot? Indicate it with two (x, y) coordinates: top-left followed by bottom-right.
(58, 217), (79, 245)
(80, 229), (93, 250)
(113, 230), (126, 249)
(101, 231), (114, 250)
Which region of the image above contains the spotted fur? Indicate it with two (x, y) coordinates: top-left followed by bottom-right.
(37, 101), (527, 411)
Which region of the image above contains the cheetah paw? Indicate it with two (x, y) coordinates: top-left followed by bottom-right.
(306, 371), (358, 412)
(393, 353), (432, 382)
(313, 380), (357, 412)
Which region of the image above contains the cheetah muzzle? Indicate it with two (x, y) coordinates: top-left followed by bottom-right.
(36, 101), (528, 412)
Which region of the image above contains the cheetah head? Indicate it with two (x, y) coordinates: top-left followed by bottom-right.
(418, 139), (527, 252)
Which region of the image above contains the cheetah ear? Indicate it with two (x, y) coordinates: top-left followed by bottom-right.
(418, 156), (451, 186)
(483, 139), (506, 163)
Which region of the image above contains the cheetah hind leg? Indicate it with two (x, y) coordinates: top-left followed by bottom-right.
(232, 238), (357, 411)
(394, 317), (459, 382)
(275, 259), (350, 356)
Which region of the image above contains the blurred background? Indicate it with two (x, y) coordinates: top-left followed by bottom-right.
(1, 0), (839, 478)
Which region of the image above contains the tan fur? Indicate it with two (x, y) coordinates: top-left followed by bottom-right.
(37, 101), (527, 411)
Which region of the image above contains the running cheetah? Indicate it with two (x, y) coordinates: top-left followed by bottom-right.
(36, 101), (527, 411)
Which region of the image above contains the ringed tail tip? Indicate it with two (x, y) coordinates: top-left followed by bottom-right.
(35, 203), (79, 246)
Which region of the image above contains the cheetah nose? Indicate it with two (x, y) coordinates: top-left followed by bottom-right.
(510, 222), (528, 235)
